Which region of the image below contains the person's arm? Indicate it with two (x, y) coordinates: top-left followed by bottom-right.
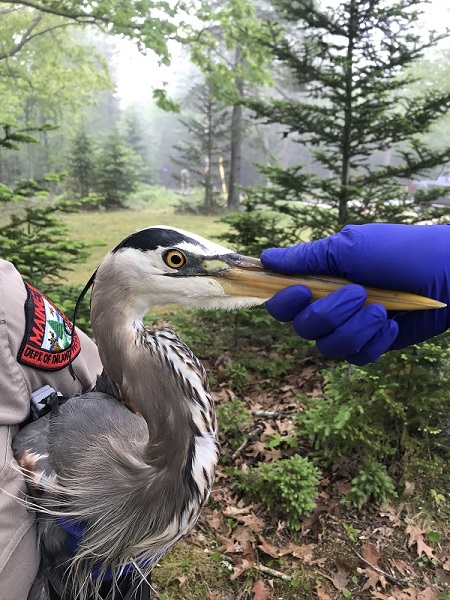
(261, 224), (450, 365)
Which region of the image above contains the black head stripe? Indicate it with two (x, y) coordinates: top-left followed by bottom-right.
(112, 228), (204, 253)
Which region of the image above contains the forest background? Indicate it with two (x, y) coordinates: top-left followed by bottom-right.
(2, 0), (450, 598)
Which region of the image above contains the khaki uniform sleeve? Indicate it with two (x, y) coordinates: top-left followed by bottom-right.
(0, 259), (103, 600)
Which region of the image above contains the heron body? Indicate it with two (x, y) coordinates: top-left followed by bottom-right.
(13, 226), (269, 599)
(12, 226), (443, 599)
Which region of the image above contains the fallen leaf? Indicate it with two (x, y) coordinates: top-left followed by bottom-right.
(372, 588), (438, 600)
(379, 504), (402, 527)
(406, 524), (437, 561)
(234, 512), (266, 533)
(316, 586), (333, 600)
(359, 567), (386, 591)
(388, 558), (418, 578)
(230, 557), (255, 581)
(362, 542), (382, 568)
(257, 537), (280, 559)
(287, 543), (317, 563)
(327, 565), (349, 591)
(252, 579), (270, 600)
(223, 506), (252, 517)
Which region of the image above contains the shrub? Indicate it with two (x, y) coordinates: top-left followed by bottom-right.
(217, 398), (251, 450)
(235, 455), (321, 529)
(346, 459), (397, 507)
(295, 336), (450, 491)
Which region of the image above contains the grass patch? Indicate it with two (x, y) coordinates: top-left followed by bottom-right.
(60, 185), (230, 285)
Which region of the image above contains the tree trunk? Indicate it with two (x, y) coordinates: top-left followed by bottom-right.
(339, 0), (357, 226)
(204, 93), (214, 212)
(227, 46), (244, 210)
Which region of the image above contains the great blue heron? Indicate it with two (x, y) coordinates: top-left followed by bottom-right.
(12, 226), (442, 600)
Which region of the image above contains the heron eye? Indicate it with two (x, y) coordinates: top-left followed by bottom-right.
(163, 250), (186, 269)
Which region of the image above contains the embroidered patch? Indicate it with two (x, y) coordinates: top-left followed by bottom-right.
(18, 282), (81, 371)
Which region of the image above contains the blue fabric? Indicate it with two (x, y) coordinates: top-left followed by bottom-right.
(261, 224), (450, 366)
(58, 519), (139, 581)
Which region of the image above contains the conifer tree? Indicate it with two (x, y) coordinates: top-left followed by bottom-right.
(69, 130), (97, 198)
(172, 83), (230, 213)
(241, 0), (450, 240)
(123, 107), (155, 184)
(95, 132), (141, 209)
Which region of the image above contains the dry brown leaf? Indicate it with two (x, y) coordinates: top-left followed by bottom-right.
(257, 537), (280, 559)
(328, 565), (349, 591)
(359, 567), (386, 591)
(405, 524), (437, 561)
(175, 575), (187, 587)
(230, 557), (255, 581)
(362, 542), (382, 568)
(316, 586), (333, 600)
(286, 543), (317, 563)
(234, 512), (266, 533)
(252, 579), (270, 600)
(420, 588), (438, 600)
(372, 588), (438, 600)
(379, 504), (402, 527)
(247, 441), (268, 457)
(301, 366), (316, 380)
(223, 505), (251, 517)
(204, 509), (226, 532)
(388, 558), (418, 578)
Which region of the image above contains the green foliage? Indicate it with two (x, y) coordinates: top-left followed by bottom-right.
(235, 0), (450, 240)
(0, 123), (93, 288)
(226, 362), (249, 392)
(95, 132), (141, 209)
(295, 336), (450, 491)
(0, 195), (94, 286)
(346, 459), (397, 508)
(220, 200), (297, 255)
(2, 1), (181, 65)
(69, 131), (98, 199)
(189, 0), (273, 103)
(172, 81), (230, 213)
(217, 398), (251, 451)
(153, 88), (181, 113)
(122, 108), (155, 184)
(0, 13), (112, 123)
(235, 455), (321, 529)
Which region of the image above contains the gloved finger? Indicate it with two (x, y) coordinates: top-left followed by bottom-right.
(265, 285), (312, 322)
(346, 320), (399, 366)
(316, 303), (388, 358)
(292, 284), (367, 340)
(261, 235), (340, 276)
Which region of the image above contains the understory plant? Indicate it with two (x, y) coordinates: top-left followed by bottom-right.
(234, 455), (321, 530)
(295, 335), (450, 499)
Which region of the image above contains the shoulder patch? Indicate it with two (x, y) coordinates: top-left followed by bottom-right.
(18, 283), (81, 371)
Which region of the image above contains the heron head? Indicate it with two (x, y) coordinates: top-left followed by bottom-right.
(93, 225), (300, 312)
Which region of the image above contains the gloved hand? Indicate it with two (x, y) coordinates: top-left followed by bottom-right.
(261, 224), (450, 365)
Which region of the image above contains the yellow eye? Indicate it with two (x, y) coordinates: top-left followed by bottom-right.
(163, 250), (186, 269)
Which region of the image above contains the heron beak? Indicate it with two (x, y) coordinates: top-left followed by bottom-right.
(213, 255), (446, 311)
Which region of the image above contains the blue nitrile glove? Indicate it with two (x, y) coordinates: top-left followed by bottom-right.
(261, 224), (450, 366)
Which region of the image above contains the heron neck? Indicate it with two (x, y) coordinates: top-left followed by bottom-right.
(89, 278), (217, 473)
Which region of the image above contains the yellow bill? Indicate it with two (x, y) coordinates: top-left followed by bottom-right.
(216, 255), (445, 311)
